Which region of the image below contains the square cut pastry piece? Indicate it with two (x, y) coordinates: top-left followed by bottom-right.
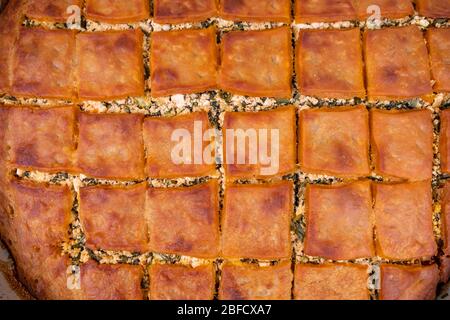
(149, 264), (215, 300)
(295, 0), (357, 23)
(79, 184), (148, 252)
(6, 106), (76, 172)
(222, 181), (293, 260)
(86, 0), (150, 23)
(9, 180), (72, 255)
(0, 0), (29, 94)
(441, 110), (450, 174)
(76, 30), (144, 100)
(143, 112), (216, 178)
(294, 264), (369, 300)
(364, 26), (433, 102)
(416, 0), (450, 18)
(441, 182), (450, 255)
(299, 106), (370, 177)
(147, 180), (220, 258)
(219, 262), (292, 300)
(304, 181), (375, 260)
(380, 265), (440, 300)
(153, 0), (217, 23)
(370, 109), (433, 181)
(24, 254), (75, 300)
(426, 28), (450, 93)
(26, 0), (83, 22)
(8, 181), (75, 300)
(219, 27), (292, 98)
(11, 28), (76, 100)
(374, 182), (437, 260)
(78, 261), (144, 300)
(223, 106), (296, 179)
(14, 250), (76, 300)
(219, 0), (291, 22)
(150, 27), (218, 97)
(76, 112), (145, 180)
(356, 0), (414, 20)
(296, 29), (365, 99)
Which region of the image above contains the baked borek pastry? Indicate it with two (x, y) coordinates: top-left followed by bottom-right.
(294, 264), (370, 300)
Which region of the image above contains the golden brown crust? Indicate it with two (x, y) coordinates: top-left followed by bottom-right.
(364, 26), (433, 101)
(6, 106), (76, 172)
(296, 29), (365, 99)
(380, 264), (439, 300)
(0, 105), (9, 165)
(295, 0), (357, 23)
(441, 257), (450, 284)
(76, 30), (144, 100)
(9, 180), (72, 253)
(0, 184), (12, 247)
(441, 110), (450, 174)
(442, 182), (450, 255)
(219, 0), (291, 22)
(78, 261), (144, 300)
(149, 264), (215, 300)
(26, 0), (83, 23)
(0, 31), (10, 93)
(0, 0), (27, 93)
(357, 0), (414, 20)
(76, 112), (145, 180)
(0, 0), (25, 34)
(294, 264), (370, 300)
(150, 27), (218, 97)
(147, 181), (220, 258)
(222, 181), (293, 260)
(304, 181), (375, 260)
(0, 106), (11, 242)
(79, 183), (148, 252)
(426, 28), (450, 93)
(223, 106), (297, 179)
(416, 0), (450, 19)
(153, 0), (217, 23)
(143, 112), (216, 178)
(15, 250), (76, 300)
(299, 106), (370, 177)
(12, 28), (76, 100)
(374, 181), (437, 260)
(86, 0), (150, 23)
(7, 180), (75, 299)
(219, 27), (293, 98)
(370, 109), (433, 181)
(219, 262), (292, 300)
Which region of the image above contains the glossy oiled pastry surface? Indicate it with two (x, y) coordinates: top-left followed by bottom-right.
(219, 262), (292, 300)
(218, 26), (293, 98)
(223, 106), (297, 179)
(294, 264), (370, 300)
(299, 106), (370, 177)
(296, 28), (365, 99)
(304, 181), (375, 260)
(0, 0), (449, 301)
(364, 26), (433, 101)
(150, 27), (218, 97)
(147, 181), (220, 258)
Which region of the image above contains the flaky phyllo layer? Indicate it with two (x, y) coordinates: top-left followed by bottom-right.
(0, 0), (450, 300)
